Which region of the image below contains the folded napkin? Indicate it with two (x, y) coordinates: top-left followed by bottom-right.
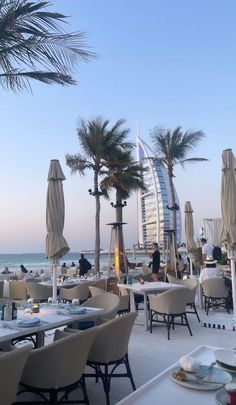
(179, 356), (201, 372)
(17, 317), (40, 327)
(67, 307), (87, 315)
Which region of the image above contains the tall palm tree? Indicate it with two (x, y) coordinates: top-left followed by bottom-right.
(0, 0), (94, 91)
(151, 126), (208, 233)
(66, 117), (132, 273)
(101, 149), (147, 271)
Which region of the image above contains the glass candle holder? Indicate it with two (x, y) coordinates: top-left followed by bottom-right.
(32, 303), (40, 313)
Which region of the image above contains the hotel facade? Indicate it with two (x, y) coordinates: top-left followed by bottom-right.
(136, 136), (181, 249)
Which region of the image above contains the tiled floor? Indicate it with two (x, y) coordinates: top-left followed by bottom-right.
(15, 306), (236, 404)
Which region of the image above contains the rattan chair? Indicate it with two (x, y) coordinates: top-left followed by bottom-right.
(86, 312), (137, 405)
(82, 292), (120, 323)
(67, 268), (77, 278)
(0, 344), (31, 405)
(166, 276), (200, 322)
(60, 283), (89, 304)
(202, 278), (230, 315)
(91, 279), (106, 290)
(148, 287), (193, 340)
(17, 327), (98, 405)
(89, 286), (130, 316)
(9, 280), (27, 301)
(26, 282), (53, 302)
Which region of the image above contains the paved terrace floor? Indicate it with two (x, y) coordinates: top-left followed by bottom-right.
(15, 307), (236, 404)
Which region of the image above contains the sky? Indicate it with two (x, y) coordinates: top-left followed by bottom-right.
(1, 0), (236, 253)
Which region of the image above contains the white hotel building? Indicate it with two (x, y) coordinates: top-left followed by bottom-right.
(136, 136), (182, 249)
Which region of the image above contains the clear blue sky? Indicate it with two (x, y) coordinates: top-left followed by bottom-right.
(1, 0), (236, 253)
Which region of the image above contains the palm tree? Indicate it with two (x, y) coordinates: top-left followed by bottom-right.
(0, 0), (94, 91)
(101, 149), (147, 272)
(151, 126), (208, 233)
(66, 117), (132, 273)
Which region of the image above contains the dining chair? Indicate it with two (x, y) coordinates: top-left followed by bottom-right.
(166, 276), (200, 322)
(0, 344), (31, 405)
(63, 312), (137, 405)
(91, 278), (106, 291)
(60, 283), (89, 304)
(148, 287), (193, 340)
(67, 268), (77, 278)
(86, 312), (137, 405)
(9, 280), (28, 301)
(89, 286), (130, 316)
(26, 282), (53, 302)
(17, 327), (98, 405)
(202, 278), (230, 315)
(81, 292), (120, 323)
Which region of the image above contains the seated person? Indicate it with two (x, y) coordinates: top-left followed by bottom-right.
(2, 266), (11, 274)
(199, 256), (221, 284)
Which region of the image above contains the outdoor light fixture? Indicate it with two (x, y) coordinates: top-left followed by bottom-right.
(110, 200), (127, 208)
(88, 188), (104, 197)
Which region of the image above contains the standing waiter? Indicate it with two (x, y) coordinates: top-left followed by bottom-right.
(146, 242), (160, 282)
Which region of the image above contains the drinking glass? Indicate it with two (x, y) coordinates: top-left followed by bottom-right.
(48, 297), (53, 304)
(72, 299), (79, 306)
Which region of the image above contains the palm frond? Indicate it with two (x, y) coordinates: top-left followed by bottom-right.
(0, 0), (95, 91)
(177, 157), (209, 168)
(65, 153), (93, 175)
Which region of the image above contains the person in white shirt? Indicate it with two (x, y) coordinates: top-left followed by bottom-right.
(200, 238), (214, 262)
(199, 256), (221, 284)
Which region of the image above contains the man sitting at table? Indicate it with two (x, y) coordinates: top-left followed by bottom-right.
(199, 256), (221, 284)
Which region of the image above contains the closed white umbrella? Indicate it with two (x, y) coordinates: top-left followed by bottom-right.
(220, 149), (236, 316)
(46, 159), (70, 302)
(184, 201), (196, 276)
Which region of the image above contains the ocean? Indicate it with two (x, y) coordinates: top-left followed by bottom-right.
(0, 252), (147, 272)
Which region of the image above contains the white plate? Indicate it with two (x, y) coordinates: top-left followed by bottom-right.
(169, 365), (232, 391)
(215, 388), (227, 405)
(214, 350), (236, 369)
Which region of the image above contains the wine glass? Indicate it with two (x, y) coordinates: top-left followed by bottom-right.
(72, 298), (79, 307)
(48, 297), (53, 305)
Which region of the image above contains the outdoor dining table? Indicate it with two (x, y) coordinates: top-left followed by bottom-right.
(0, 304), (103, 349)
(117, 345), (234, 404)
(118, 281), (184, 330)
(40, 275), (108, 289)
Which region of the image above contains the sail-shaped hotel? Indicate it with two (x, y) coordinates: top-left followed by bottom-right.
(136, 136), (181, 249)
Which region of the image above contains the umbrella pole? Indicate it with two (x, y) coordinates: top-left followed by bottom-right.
(189, 253), (193, 277)
(230, 257), (236, 320)
(52, 259), (58, 304)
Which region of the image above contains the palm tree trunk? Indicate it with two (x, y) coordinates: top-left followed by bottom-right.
(94, 171), (100, 273)
(116, 189), (123, 250)
(169, 177), (176, 232)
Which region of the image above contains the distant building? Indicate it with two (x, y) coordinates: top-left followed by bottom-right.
(136, 136), (181, 249)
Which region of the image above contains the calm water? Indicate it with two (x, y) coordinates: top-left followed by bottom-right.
(0, 252), (147, 272)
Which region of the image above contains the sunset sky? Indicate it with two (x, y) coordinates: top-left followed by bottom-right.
(1, 0), (236, 253)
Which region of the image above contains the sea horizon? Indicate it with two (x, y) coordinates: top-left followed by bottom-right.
(0, 251), (147, 271)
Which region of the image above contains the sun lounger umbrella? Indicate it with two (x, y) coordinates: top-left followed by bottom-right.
(46, 160), (70, 302)
(220, 149), (236, 316)
(184, 201), (196, 276)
